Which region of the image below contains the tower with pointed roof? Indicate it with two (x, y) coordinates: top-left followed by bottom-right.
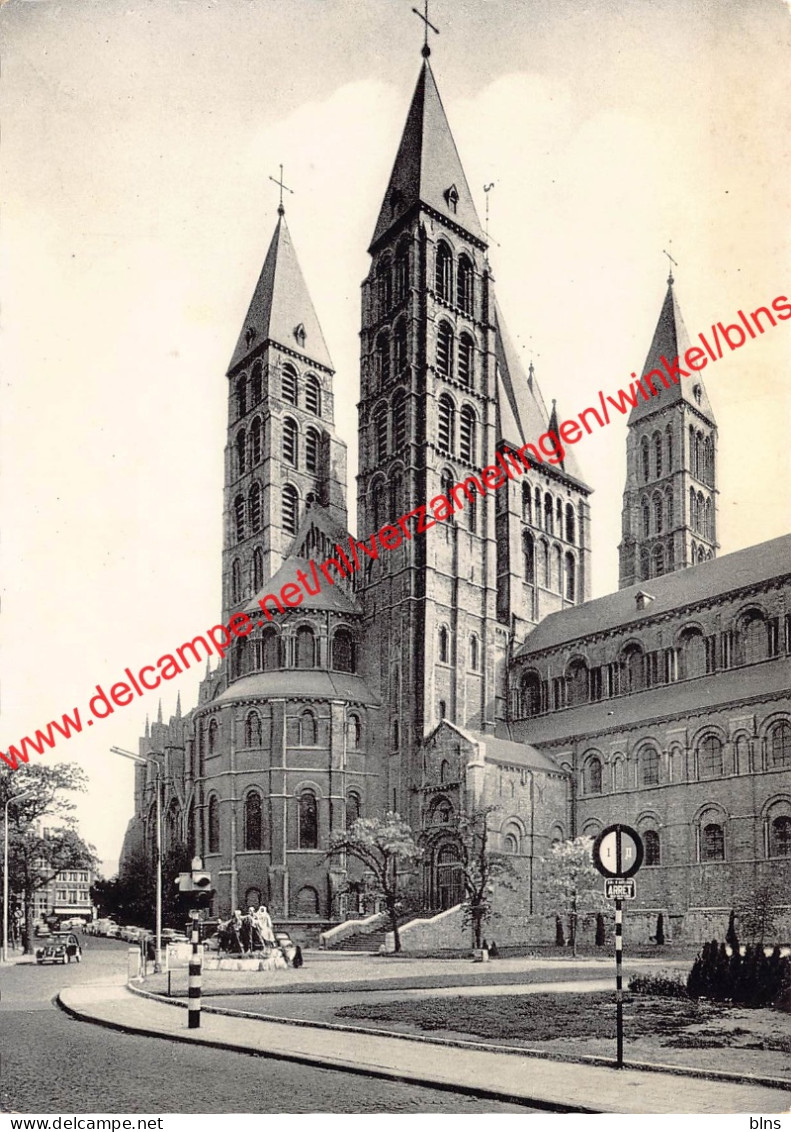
(223, 207), (348, 623)
(618, 276), (718, 589)
(356, 54), (591, 820)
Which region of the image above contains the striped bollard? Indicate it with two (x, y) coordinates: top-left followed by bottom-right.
(615, 898), (623, 1068)
(188, 920), (201, 1029)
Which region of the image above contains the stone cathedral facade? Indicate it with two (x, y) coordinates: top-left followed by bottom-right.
(121, 54), (790, 942)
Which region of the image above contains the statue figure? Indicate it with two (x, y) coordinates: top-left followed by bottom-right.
(257, 905), (276, 946)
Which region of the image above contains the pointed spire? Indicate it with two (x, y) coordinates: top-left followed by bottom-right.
(144, 715), (150, 739)
(175, 692), (182, 720)
(628, 277), (715, 425)
(548, 399), (564, 468)
(371, 60), (485, 249)
(228, 213), (333, 373)
(157, 699), (163, 725)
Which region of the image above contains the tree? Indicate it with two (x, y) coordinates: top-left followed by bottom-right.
(92, 843), (192, 929)
(735, 882), (783, 945)
(1, 765), (98, 953)
(655, 912), (666, 946)
(538, 837), (607, 956)
(455, 807), (516, 949)
(326, 813), (421, 954)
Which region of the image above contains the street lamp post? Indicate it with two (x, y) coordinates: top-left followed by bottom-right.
(3, 787), (36, 964)
(111, 747), (163, 973)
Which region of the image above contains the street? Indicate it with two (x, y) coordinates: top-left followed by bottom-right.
(0, 937), (531, 1114)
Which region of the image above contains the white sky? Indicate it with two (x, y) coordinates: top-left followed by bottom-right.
(1, 0), (789, 874)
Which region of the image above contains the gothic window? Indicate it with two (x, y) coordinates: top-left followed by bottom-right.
(435, 241), (453, 301)
(393, 319), (407, 374)
(458, 332), (474, 386)
(544, 494), (554, 534)
(262, 627), (280, 671)
(566, 659), (588, 706)
(249, 481), (262, 533)
(282, 363), (298, 406)
(244, 791), (263, 850)
(376, 255), (392, 313)
(520, 671), (541, 717)
(641, 746), (660, 786)
(347, 713), (362, 750)
(332, 629), (355, 673)
(251, 360), (262, 405)
(651, 544), (664, 578)
(295, 626), (316, 669)
(653, 431), (662, 478)
(699, 734), (724, 779)
(394, 240), (409, 301)
(376, 331), (390, 385)
(769, 720), (791, 767)
(231, 558), (242, 604)
(298, 790), (318, 848)
(245, 711), (262, 748)
(436, 320), (454, 377)
(282, 484), (298, 534)
(565, 552), (576, 602)
(345, 791), (362, 829)
(459, 405), (476, 462)
(438, 394), (454, 453)
(299, 710), (318, 746)
(282, 417), (298, 467)
(565, 503), (576, 544)
(641, 497), (650, 538)
(584, 756), (602, 795)
(439, 625), (450, 664)
(470, 634), (480, 671)
(207, 795), (219, 854)
(769, 816), (791, 857)
(644, 829), (660, 865)
(641, 435), (650, 482)
(305, 426), (320, 473)
(373, 405), (388, 462)
(700, 822), (724, 861)
(522, 484), (532, 525)
(523, 531), (535, 583)
(236, 376), (247, 418)
(234, 494), (246, 542)
(457, 254), (474, 313)
(393, 391), (407, 450)
(236, 429), (247, 477)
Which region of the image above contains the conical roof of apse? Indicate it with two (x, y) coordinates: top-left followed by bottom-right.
(370, 59), (485, 249)
(228, 212), (333, 373)
(628, 278), (715, 425)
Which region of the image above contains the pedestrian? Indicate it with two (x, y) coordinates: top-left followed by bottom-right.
(293, 944), (303, 968)
(489, 940), (499, 958)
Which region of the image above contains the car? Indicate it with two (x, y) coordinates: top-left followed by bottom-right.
(34, 922), (51, 938)
(160, 929), (189, 944)
(36, 932), (82, 965)
(275, 931), (297, 963)
(120, 925), (144, 942)
(104, 922), (121, 938)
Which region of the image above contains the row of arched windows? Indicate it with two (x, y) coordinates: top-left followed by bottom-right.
(523, 532), (577, 601)
(230, 625), (357, 677)
(689, 426), (714, 486)
(522, 485), (578, 544)
(205, 787), (365, 856)
(233, 360), (263, 421)
(437, 395), (477, 461)
(281, 417), (323, 473)
(690, 489), (714, 540)
(438, 625), (481, 671)
(639, 426), (673, 483)
(281, 363), (322, 417)
(234, 417), (264, 478)
(436, 321), (476, 386)
(375, 239), (410, 316)
(371, 391), (408, 461)
(230, 548), (264, 604)
(637, 542), (673, 580)
(691, 542), (714, 565)
(639, 487), (673, 538)
(373, 321), (409, 387)
(435, 241), (474, 315)
(198, 708), (363, 763)
(233, 481), (300, 541)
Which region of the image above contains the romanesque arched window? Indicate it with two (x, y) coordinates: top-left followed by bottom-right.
(208, 718), (219, 754)
(298, 790), (318, 848)
(435, 241), (453, 301)
(679, 627), (705, 679)
(653, 431), (662, 478)
(281, 363), (298, 406)
(305, 374), (321, 416)
(244, 711), (262, 748)
(564, 552), (576, 602)
(282, 417), (298, 468)
(393, 319), (407, 374)
(520, 671), (541, 717)
(249, 416), (262, 467)
(458, 332), (474, 386)
(769, 816), (791, 857)
(236, 376), (247, 419)
(700, 821), (724, 861)
(523, 531), (535, 583)
(538, 539), (549, 588)
(371, 476), (386, 530)
(347, 713), (362, 750)
(295, 886), (320, 915)
(584, 756), (602, 795)
(377, 255), (392, 312)
(248, 480), (262, 534)
(375, 331), (390, 385)
(207, 794), (220, 854)
(250, 360), (262, 405)
(769, 720), (791, 768)
(459, 405), (476, 462)
(566, 658), (588, 706)
(438, 394), (454, 452)
(332, 628), (355, 673)
(231, 558), (242, 604)
(640, 746), (660, 786)
(438, 625), (450, 664)
(295, 626), (316, 669)
(244, 791), (263, 851)
(345, 790), (362, 828)
(457, 254), (474, 314)
(622, 643), (644, 692)
(699, 734), (724, 779)
(261, 627), (281, 671)
(234, 494), (246, 542)
(740, 610), (768, 665)
(641, 497), (650, 538)
(436, 321), (454, 377)
(305, 427), (320, 473)
(644, 829), (660, 865)
(299, 711), (318, 746)
(565, 503), (576, 544)
(469, 634), (480, 671)
(235, 428), (247, 477)
(392, 390), (407, 451)
(394, 239), (409, 301)
(282, 484), (298, 535)
(641, 435), (650, 481)
(373, 404), (389, 463)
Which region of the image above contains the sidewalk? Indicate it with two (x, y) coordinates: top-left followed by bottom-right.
(58, 981), (790, 1114)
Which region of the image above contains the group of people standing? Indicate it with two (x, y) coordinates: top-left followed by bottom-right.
(218, 905), (276, 955)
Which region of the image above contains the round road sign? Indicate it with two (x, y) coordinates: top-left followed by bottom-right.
(592, 824), (644, 879)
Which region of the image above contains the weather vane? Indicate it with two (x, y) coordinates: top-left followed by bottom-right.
(268, 164), (294, 216)
(662, 244), (678, 285)
(412, 0), (439, 58)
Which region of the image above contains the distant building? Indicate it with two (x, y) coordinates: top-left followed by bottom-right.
(32, 868), (94, 926)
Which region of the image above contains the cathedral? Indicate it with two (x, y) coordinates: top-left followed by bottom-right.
(121, 49), (791, 945)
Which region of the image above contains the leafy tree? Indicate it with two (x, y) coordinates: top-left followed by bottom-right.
(538, 837), (607, 956)
(1, 765), (98, 953)
(735, 882), (783, 944)
(326, 813), (421, 953)
(455, 807), (517, 949)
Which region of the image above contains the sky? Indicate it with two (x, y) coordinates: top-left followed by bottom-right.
(1, 0), (789, 875)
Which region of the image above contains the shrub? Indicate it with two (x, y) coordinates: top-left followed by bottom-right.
(595, 912), (606, 947)
(629, 971), (688, 998)
(686, 938), (791, 1006)
(655, 913), (665, 946)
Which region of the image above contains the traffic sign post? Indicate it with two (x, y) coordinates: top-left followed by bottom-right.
(592, 824), (644, 1070)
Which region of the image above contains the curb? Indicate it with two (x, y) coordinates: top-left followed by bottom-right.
(130, 982), (791, 1094)
(56, 989), (595, 1114)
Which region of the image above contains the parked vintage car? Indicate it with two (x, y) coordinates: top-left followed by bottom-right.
(36, 932), (82, 965)
(275, 931), (297, 963)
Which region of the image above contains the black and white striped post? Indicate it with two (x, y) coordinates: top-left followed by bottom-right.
(188, 919), (201, 1029)
(614, 898), (624, 1068)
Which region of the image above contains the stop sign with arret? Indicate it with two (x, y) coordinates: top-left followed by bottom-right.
(592, 824), (644, 879)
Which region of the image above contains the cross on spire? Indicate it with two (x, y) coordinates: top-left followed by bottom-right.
(412, 0), (439, 58)
(663, 244), (678, 286)
(268, 164), (294, 216)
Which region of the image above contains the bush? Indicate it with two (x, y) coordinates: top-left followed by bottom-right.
(686, 938), (791, 1007)
(629, 971), (688, 998)
(595, 912), (605, 947)
(655, 913), (665, 946)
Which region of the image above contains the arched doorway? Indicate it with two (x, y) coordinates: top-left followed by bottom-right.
(434, 843), (464, 910)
